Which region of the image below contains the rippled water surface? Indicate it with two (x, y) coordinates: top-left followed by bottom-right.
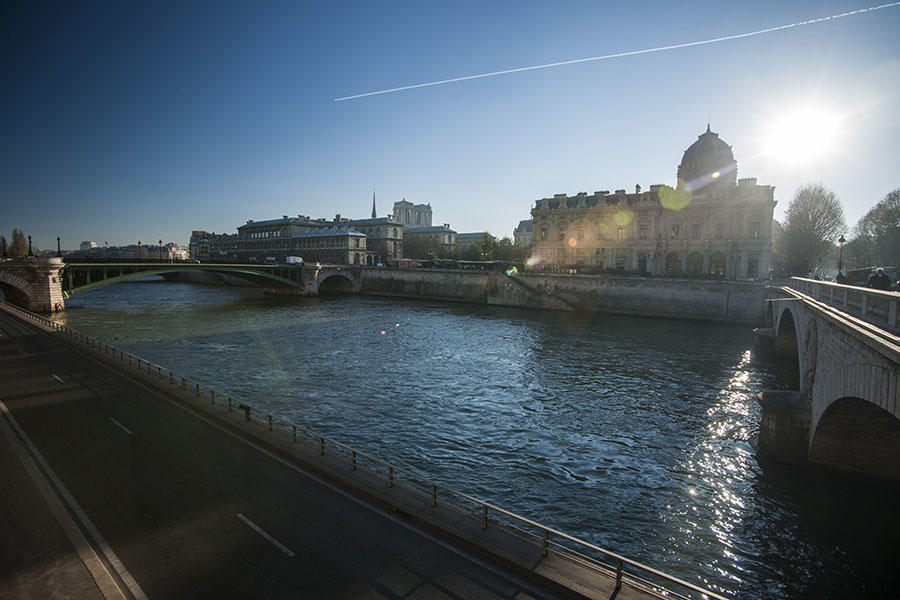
(51, 279), (900, 598)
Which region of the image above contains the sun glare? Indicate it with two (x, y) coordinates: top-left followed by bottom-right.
(762, 107), (843, 166)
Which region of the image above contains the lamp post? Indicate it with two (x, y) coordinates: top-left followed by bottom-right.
(837, 234), (846, 275)
(158, 239), (163, 262)
(137, 240), (141, 261)
(28, 235), (33, 257)
(57, 236), (61, 257)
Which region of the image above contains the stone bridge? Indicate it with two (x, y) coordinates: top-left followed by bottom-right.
(760, 278), (900, 479)
(0, 259), (362, 312)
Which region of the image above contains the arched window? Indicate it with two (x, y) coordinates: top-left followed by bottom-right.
(665, 252), (680, 274)
(687, 252), (703, 275)
(710, 252), (726, 276)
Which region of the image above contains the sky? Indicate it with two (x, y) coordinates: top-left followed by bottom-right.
(1, 0), (899, 250)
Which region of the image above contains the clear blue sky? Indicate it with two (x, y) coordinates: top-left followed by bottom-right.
(2, 1), (898, 250)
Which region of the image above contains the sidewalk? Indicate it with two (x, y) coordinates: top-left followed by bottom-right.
(0, 409), (112, 599)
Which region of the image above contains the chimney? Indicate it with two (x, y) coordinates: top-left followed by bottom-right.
(635, 184), (641, 194)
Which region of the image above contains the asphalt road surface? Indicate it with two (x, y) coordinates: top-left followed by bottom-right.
(0, 309), (564, 599)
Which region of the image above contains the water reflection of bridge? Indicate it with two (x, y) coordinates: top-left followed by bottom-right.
(760, 278), (900, 479)
(0, 258), (362, 311)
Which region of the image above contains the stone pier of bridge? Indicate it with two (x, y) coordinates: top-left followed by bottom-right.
(0, 258), (66, 313)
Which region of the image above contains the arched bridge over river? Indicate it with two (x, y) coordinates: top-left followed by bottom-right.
(0, 258), (361, 312)
(760, 278), (900, 479)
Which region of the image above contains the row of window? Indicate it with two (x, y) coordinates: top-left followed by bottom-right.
(538, 221), (762, 242)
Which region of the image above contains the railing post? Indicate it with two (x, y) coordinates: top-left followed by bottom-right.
(481, 504), (488, 529)
(319, 437), (325, 456)
(243, 405), (250, 422)
(292, 424), (297, 443)
(228, 397), (233, 413)
(267, 414), (272, 431)
(890, 297), (898, 328)
(431, 485), (437, 507)
(169, 372), (173, 384)
(129, 355), (132, 365)
(181, 376), (186, 390)
(157, 366), (161, 379)
(195, 383), (200, 397)
(210, 389), (215, 404)
(388, 466), (394, 487)
(861, 294), (868, 316)
(615, 560), (623, 591)
(542, 530), (549, 556)
(351, 451), (357, 470)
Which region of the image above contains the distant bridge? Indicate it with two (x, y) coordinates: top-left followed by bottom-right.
(761, 278), (900, 479)
(0, 259), (362, 311)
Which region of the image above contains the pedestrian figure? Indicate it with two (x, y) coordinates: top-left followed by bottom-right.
(867, 268), (891, 290)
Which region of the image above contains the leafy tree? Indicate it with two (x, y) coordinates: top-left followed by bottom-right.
(8, 229), (28, 258)
(851, 188), (900, 267)
(459, 243), (482, 261)
(492, 237), (526, 262)
(403, 236), (446, 260)
(775, 184), (845, 275)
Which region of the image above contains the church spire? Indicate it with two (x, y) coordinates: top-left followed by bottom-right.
(371, 188), (376, 218)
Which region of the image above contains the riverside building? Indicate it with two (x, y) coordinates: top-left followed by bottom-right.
(196, 216), (371, 265)
(529, 126), (776, 279)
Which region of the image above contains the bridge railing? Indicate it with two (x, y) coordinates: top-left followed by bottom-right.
(2, 300), (726, 600)
(788, 277), (899, 333)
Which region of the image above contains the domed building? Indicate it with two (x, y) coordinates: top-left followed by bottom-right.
(529, 126), (776, 279)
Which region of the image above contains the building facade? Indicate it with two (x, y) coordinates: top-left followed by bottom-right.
(404, 224), (457, 256)
(529, 127), (776, 279)
(393, 200), (433, 228)
(342, 217), (403, 265)
(513, 220), (533, 247)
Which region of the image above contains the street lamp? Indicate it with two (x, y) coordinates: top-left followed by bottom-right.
(838, 234), (846, 278)
(137, 240), (141, 261)
(158, 239), (163, 261)
(57, 236), (61, 257)
(28, 235), (33, 257)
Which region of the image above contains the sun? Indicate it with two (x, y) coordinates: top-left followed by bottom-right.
(762, 106), (843, 166)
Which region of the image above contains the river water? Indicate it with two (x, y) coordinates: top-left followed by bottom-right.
(47, 279), (900, 598)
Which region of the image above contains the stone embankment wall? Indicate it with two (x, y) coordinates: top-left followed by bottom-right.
(361, 269), (767, 325)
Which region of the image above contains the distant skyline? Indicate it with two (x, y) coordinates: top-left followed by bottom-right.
(2, 1), (898, 250)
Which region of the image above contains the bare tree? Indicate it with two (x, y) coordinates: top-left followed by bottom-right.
(852, 188), (900, 267)
(776, 184), (846, 275)
(8, 229), (28, 258)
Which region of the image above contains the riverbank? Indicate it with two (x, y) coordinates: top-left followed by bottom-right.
(173, 267), (768, 325)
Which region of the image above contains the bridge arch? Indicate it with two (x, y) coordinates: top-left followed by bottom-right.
(62, 265), (305, 298)
(317, 273), (356, 293)
(809, 396), (900, 479)
(774, 307), (801, 390)
(0, 271), (32, 307)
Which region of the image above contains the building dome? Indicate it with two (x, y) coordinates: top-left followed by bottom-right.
(677, 125), (737, 190)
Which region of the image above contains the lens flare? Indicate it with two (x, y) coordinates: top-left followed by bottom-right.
(614, 210), (635, 226)
(659, 185), (692, 211)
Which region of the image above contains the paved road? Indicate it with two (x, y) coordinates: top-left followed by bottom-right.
(0, 310), (562, 599)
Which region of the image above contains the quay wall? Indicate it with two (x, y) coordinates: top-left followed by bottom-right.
(360, 269), (767, 325)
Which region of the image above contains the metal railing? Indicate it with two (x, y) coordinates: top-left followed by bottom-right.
(1, 300), (727, 600)
(788, 277), (899, 333)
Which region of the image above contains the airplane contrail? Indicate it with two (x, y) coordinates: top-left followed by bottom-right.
(335, 2), (900, 102)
